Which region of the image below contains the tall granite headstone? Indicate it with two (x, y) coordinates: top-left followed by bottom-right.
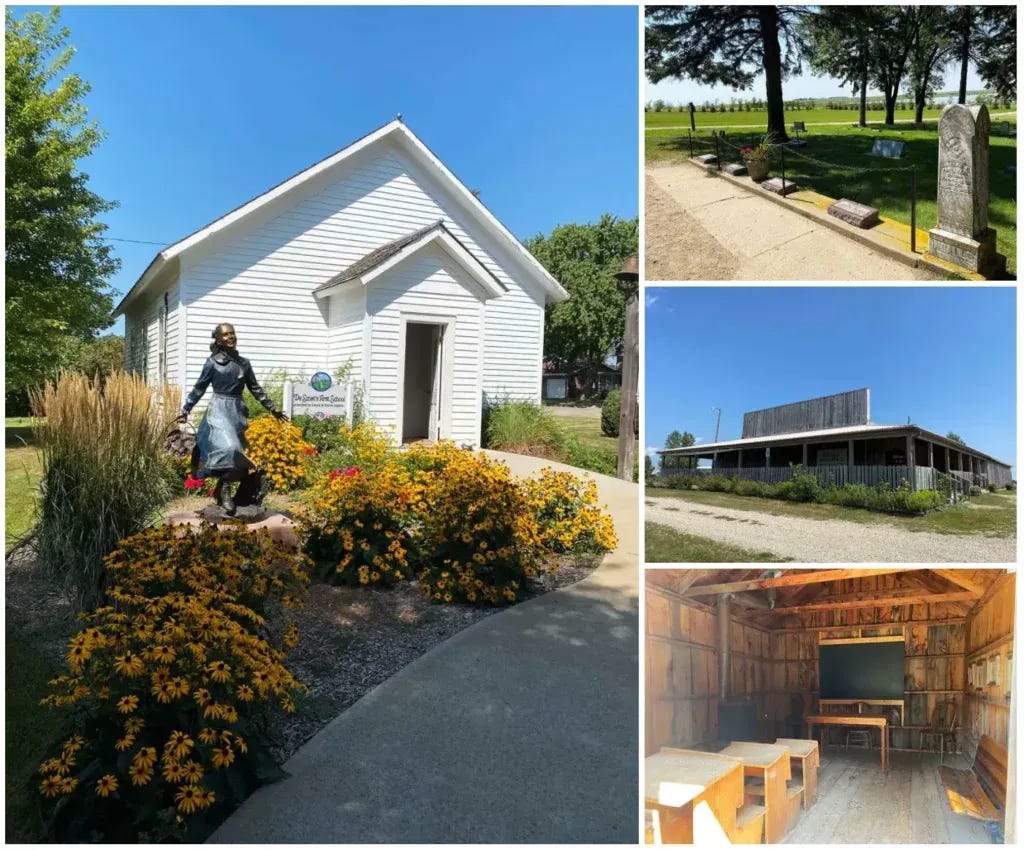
(927, 104), (1006, 275)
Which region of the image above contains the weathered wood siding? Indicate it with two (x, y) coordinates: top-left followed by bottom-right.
(965, 574), (1014, 751)
(667, 464), (932, 490)
(646, 583), (774, 754)
(177, 138), (545, 414)
(742, 388), (870, 438)
(364, 247), (484, 446)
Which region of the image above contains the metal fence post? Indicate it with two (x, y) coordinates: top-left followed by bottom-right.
(688, 129), (693, 159)
(714, 132), (721, 171)
(781, 145), (786, 191)
(910, 166), (917, 254)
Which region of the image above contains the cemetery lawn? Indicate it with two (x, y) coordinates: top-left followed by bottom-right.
(645, 522), (791, 562)
(647, 116), (1017, 276)
(649, 488), (1017, 537)
(644, 106), (1014, 130)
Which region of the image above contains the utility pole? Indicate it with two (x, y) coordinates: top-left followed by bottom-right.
(615, 255), (639, 482)
(712, 406), (722, 443)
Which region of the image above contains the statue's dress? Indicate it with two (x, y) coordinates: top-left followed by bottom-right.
(182, 350), (277, 479)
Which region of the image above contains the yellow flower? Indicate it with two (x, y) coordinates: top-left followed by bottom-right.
(115, 735), (136, 752)
(165, 731), (194, 761)
(124, 717), (145, 736)
(236, 684), (255, 702)
(113, 653), (145, 678)
(95, 774), (118, 797)
(162, 761), (186, 784)
(181, 761), (204, 783)
(198, 728), (218, 745)
(117, 695), (139, 714)
(211, 744), (235, 769)
(40, 776), (63, 797)
(128, 762), (153, 786)
(175, 784), (202, 814)
(133, 746), (157, 770)
(206, 660), (231, 683)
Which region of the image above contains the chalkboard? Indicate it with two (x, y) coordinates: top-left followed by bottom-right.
(819, 640), (904, 699)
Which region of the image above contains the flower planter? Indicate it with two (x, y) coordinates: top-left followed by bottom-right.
(746, 159), (771, 182)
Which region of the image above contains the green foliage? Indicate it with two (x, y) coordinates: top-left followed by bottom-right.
(291, 415), (349, 453)
(661, 429), (696, 471)
(70, 335), (125, 383)
(29, 373), (179, 609)
(788, 466), (823, 502)
(1006, 482), (1016, 491)
(975, 6), (1016, 101)
(946, 431), (966, 445)
(5, 9), (120, 393)
(644, 455), (655, 483)
(600, 389), (621, 437)
(525, 215), (638, 368)
(563, 434), (617, 477)
(484, 401), (565, 458)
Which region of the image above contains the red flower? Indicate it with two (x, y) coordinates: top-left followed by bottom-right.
(328, 467), (360, 480)
(302, 446), (317, 456)
(184, 476), (205, 491)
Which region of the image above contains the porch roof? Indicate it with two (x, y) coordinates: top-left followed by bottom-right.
(659, 423), (1011, 468)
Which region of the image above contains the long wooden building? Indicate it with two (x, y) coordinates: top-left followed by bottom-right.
(658, 389), (1013, 491)
(645, 568), (1015, 845)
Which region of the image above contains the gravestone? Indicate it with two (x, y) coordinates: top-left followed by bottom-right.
(761, 177), (799, 196)
(827, 198), (880, 229)
(997, 121), (1011, 136)
(790, 121), (807, 146)
(927, 103), (1006, 276)
(723, 162), (748, 176)
(695, 153), (718, 165)
(793, 121), (806, 132)
(870, 139), (905, 159)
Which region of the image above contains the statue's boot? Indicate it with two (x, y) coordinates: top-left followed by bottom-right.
(235, 468), (267, 508)
(220, 480), (236, 516)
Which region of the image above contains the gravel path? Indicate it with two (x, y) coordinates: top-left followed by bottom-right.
(645, 497), (1016, 563)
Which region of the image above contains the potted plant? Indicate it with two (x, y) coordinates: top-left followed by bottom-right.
(740, 133), (775, 182)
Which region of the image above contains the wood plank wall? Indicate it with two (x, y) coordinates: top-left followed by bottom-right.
(646, 584), (774, 755)
(964, 573), (1015, 751)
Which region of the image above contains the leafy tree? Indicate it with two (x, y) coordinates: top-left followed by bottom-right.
(950, 7), (979, 105)
(662, 429), (696, 471)
(646, 6), (806, 142)
(526, 215), (638, 397)
(947, 432), (966, 445)
(6, 9), (119, 393)
(907, 7), (952, 124)
(644, 454), (655, 483)
(871, 8), (921, 125)
(73, 334), (125, 382)
(803, 7), (879, 127)
(975, 6), (1016, 102)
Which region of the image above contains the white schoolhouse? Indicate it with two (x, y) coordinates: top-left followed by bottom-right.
(114, 119), (568, 446)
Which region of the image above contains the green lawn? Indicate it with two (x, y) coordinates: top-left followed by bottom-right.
(647, 116), (1017, 276)
(6, 445), (42, 550)
(546, 406), (617, 451)
(645, 521), (791, 562)
(644, 106), (1014, 129)
(648, 488), (1017, 537)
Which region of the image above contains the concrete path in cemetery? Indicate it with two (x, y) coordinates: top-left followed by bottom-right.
(210, 453), (639, 843)
(646, 164), (938, 281)
(645, 496), (1016, 563)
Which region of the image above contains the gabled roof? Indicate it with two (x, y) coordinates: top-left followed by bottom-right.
(312, 220), (506, 300)
(113, 119), (568, 317)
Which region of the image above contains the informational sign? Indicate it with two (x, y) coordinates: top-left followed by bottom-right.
(817, 448), (847, 466)
(543, 375), (568, 400)
(284, 372), (353, 422)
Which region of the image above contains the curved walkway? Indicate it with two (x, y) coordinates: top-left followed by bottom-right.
(210, 452), (638, 843)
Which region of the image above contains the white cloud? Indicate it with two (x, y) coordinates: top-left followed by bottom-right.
(644, 293), (658, 307)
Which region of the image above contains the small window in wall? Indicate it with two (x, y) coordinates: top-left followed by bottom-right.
(127, 325), (148, 377)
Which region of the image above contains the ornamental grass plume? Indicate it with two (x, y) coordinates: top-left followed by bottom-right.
(29, 371), (180, 609)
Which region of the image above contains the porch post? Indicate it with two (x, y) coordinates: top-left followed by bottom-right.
(738, 449), (743, 471)
(927, 441), (934, 469)
(713, 450), (719, 470)
(765, 447), (771, 469)
(905, 434), (914, 472)
(802, 443), (808, 468)
(848, 439), (854, 474)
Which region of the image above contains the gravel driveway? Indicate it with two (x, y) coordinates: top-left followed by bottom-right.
(646, 497), (1016, 563)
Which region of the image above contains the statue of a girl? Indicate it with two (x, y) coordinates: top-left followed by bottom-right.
(177, 323), (287, 516)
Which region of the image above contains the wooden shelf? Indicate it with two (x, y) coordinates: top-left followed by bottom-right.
(904, 689), (961, 694)
(905, 653), (963, 659)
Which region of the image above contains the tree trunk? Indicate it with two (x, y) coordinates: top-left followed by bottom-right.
(859, 62), (869, 127)
(915, 89), (926, 124)
(884, 89), (897, 125)
(958, 10), (971, 104)
(758, 6), (789, 142)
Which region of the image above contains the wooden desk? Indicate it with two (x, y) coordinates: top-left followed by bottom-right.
(819, 698), (904, 726)
(806, 714), (888, 771)
(719, 742), (791, 844)
(645, 748), (744, 843)
(774, 738), (819, 808)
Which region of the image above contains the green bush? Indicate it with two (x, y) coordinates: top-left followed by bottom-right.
(987, 482), (998, 493)
(563, 435), (617, 477)
(732, 478), (762, 497)
(484, 401), (564, 458)
(292, 415), (349, 453)
(29, 373), (179, 610)
(600, 390), (621, 437)
(699, 475), (734, 493)
(1006, 482), (1017, 491)
(787, 467), (822, 502)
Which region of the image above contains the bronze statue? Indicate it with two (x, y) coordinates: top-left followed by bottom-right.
(178, 323), (287, 516)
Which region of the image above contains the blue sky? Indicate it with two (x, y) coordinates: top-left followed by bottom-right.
(14, 5), (639, 331)
(645, 288), (1017, 472)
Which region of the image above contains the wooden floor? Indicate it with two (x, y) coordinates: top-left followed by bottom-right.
(782, 748), (997, 844)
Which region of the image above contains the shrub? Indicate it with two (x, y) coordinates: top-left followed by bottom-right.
(732, 478), (761, 497)
(415, 448), (545, 605)
(1006, 482), (1016, 491)
(291, 415), (350, 453)
(244, 417), (316, 491)
(301, 462), (421, 587)
(484, 401), (564, 458)
(600, 390), (621, 437)
(36, 525), (309, 842)
(697, 475), (734, 493)
(788, 466), (822, 502)
(307, 421), (397, 480)
(562, 434), (617, 477)
(520, 469), (618, 555)
(29, 372), (179, 609)
(987, 482), (998, 493)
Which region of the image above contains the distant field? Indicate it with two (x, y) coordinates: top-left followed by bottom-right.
(646, 119), (1017, 276)
(645, 106), (1016, 130)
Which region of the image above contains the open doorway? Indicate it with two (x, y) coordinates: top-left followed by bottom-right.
(402, 322), (443, 443)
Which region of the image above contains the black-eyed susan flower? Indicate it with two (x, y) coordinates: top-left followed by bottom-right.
(95, 774), (118, 797)
(40, 776), (62, 797)
(174, 784), (201, 814)
(128, 762), (153, 786)
(210, 744), (235, 769)
(117, 695), (139, 714)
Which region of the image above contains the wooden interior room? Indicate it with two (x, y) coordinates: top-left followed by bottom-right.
(645, 568), (1016, 845)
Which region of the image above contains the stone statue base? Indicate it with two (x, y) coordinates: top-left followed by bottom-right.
(198, 504), (268, 524)
(168, 509), (300, 550)
(927, 226), (1007, 277)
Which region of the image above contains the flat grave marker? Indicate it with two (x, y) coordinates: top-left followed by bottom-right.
(827, 198), (880, 229)
(761, 177), (799, 196)
(722, 163), (748, 176)
(695, 153), (718, 165)
(870, 139), (906, 159)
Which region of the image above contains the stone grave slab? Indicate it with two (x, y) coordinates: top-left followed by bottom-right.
(793, 121), (806, 132)
(761, 177), (799, 196)
(695, 153), (718, 165)
(722, 162), (747, 176)
(870, 139), (905, 159)
(928, 103), (1007, 276)
(997, 121), (1011, 136)
(827, 198), (880, 228)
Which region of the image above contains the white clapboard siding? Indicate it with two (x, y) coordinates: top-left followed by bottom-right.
(124, 280), (180, 386)
(365, 248), (484, 446)
(178, 139), (546, 406)
(327, 288), (366, 378)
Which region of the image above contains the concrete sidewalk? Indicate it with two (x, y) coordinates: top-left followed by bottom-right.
(647, 163), (937, 280)
(210, 453), (639, 843)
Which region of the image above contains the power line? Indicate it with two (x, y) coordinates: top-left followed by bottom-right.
(101, 237), (168, 246)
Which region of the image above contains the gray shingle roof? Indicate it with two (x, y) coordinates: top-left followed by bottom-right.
(314, 220), (506, 293)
